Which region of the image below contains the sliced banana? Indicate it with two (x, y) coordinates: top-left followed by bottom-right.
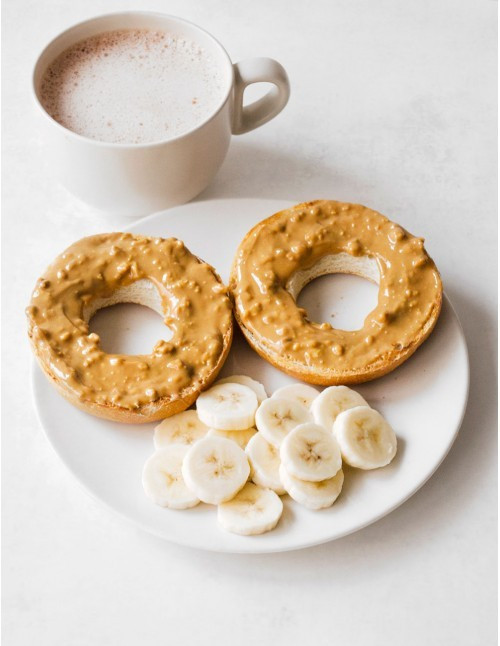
(207, 427), (257, 450)
(154, 410), (209, 449)
(245, 432), (286, 495)
(279, 464), (344, 510)
(182, 436), (250, 505)
(280, 422), (342, 482)
(215, 375), (268, 404)
(217, 482), (283, 535)
(311, 385), (369, 432)
(333, 406), (397, 469)
(255, 397), (311, 448)
(142, 446), (199, 510)
(196, 383), (258, 431)
(271, 383), (320, 409)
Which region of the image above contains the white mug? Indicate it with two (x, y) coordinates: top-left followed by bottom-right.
(32, 12), (290, 216)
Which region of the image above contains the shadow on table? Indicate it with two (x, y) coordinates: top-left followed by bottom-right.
(196, 138), (370, 203)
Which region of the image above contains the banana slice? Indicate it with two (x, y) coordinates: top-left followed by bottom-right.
(154, 410), (209, 449)
(182, 436), (250, 505)
(311, 385), (369, 432)
(333, 406), (397, 469)
(207, 427), (257, 450)
(255, 397), (312, 448)
(215, 375), (268, 404)
(280, 422), (342, 482)
(196, 383), (258, 431)
(245, 432), (286, 495)
(217, 482), (283, 535)
(142, 446), (200, 510)
(279, 464), (344, 510)
(271, 383), (320, 409)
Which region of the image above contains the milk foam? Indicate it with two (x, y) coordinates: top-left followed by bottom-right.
(40, 29), (225, 144)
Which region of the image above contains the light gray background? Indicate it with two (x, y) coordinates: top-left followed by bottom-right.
(2, 1), (497, 645)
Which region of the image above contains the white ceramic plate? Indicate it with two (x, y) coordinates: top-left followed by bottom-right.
(32, 198), (469, 553)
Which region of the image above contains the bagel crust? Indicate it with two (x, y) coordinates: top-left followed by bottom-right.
(26, 233), (233, 423)
(230, 200), (442, 385)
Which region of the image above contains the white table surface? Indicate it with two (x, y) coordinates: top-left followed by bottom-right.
(2, 0), (497, 644)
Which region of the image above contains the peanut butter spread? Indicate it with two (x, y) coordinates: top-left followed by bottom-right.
(231, 201), (442, 378)
(27, 233), (233, 410)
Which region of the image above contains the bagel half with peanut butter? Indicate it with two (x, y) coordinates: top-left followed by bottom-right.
(26, 233), (233, 423)
(230, 200), (442, 385)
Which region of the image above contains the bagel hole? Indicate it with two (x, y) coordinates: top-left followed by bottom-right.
(86, 280), (172, 355)
(89, 303), (173, 355)
(291, 254), (380, 332)
(297, 274), (379, 331)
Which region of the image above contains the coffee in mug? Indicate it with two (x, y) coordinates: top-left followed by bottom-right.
(39, 29), (226, 144)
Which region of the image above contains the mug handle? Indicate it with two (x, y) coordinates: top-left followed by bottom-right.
(232, 57), (290, 135)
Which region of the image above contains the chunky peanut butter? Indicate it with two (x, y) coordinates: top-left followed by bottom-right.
(27, 233), (233, 410)
(231, 200), (442, 378)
